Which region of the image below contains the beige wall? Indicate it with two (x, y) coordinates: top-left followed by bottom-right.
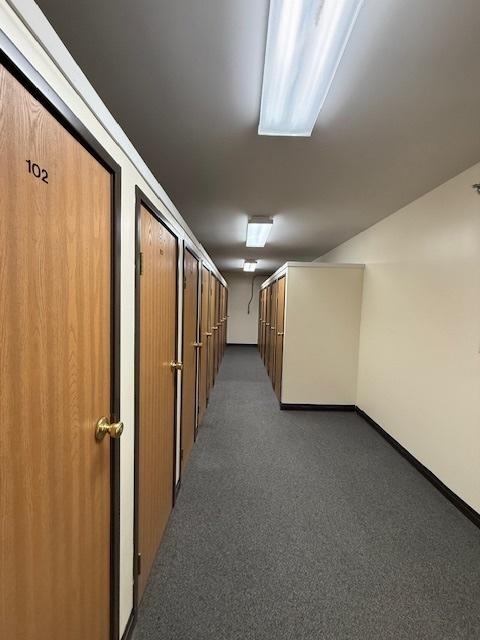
(282, 265), (364, 405)
(225, 272), (262, 344)
(320, 162), (480, 512)
(0, 2), (225, 634)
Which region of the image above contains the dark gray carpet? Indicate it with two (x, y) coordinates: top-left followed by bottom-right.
(133, 345), (480, 640)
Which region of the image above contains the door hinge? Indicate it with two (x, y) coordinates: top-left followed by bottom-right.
(137, 553), (142, 575)
(138, 252), (144, 276)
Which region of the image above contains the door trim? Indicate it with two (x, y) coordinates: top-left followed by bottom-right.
(133, 187), (180, 619)
(0, 33), (122, 640)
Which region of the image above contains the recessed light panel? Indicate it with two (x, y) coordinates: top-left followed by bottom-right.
(243, 260), (258, 272)
(246, 217), (273, 247)
(259, 0), (364, 136)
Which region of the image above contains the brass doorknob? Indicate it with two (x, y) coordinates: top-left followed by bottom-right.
(95, 417), (124, 441)
(193, 342), (203, 348)
(170, 361), (183, 371)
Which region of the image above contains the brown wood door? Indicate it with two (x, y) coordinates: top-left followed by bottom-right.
(223, 286), (227, 356)
(138, 204), (177, 600)
(223, 286), (228, 355)
(214, 278), (220, 374)
(181, 248), (199, 470)
(260, 289), (266, 359)
(224, 288), (229, 353)
(263, 287), (269, 365)
(0, 64), (114, 639)
(258, 290), (263, 349)
(218, 281), (223, 369)
(219, 285), (224, 360)
(268, 281), (278, 384)
(274, 276), (286, 400)
(266, 288), (271, 372)
(263, 289), (268, 360)
(208, 275), (216, 391)
(198, 266), (210, 424)
(261, 288), (267, 357)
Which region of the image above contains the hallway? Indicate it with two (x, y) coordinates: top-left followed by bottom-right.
(135, 346), (480, 640)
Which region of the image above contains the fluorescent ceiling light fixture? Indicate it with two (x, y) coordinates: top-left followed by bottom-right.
(259, 0), (364, 136)
(243, 260), (258, 272)
(246, 216), (273, 247)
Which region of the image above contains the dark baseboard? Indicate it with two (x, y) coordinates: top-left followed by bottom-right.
(121, 610), (136, 640)
(355, 407), (480, 530)
(226, 342), (257, 346)
(174, 479), (181, 503)
(280, 403), (355, 411)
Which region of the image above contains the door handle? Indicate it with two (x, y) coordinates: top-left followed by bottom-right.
(95, 416), (124, 441)
(277, 331), (284, 336)
(170, 361), (183, 371)
(270, 326), (276, 330)
(212, 326), (218, 331)
(205, 332), (213, 337)
(193, 342), (203, 348)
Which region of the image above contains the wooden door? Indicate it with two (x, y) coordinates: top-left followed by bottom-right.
(264, 286), (270, 365)
(262, 289), (267, 357)
(260, 289), (265, 359)
(218, 281), (223, 369)
(0, 64), (114, 639)
(208, 275), (216, 391)
(274, 277), (286, 400)
(198, 266), (210, 424)
(263, 289), (268, 360)
(214, 278), (220, 374)
(224, 287), (229, 354)
(138, 204), (177, 600)
(219, 285), (224, 360)
(258, 290), (263, 351)
(181, 248), (199, 470)
(223, 285), (227, 356)
(268, 281), (278, 382)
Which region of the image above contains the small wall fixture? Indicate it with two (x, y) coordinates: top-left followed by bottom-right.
(246, 217), (273, 247)
(243, 260), (258, 272)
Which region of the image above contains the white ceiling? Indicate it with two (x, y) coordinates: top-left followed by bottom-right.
(37, 0), (480, 274)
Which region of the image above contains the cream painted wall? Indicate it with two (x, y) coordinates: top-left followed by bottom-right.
(0, 2), (225, 634)
(320, 163), (480, 512)
(282, 265), (364, 405)
(225, 272), (261, 344)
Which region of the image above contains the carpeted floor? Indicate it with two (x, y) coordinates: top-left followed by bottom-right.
(133, 345), (480, 640)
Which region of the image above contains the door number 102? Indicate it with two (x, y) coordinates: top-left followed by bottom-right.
(26, 160), (49, 184)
